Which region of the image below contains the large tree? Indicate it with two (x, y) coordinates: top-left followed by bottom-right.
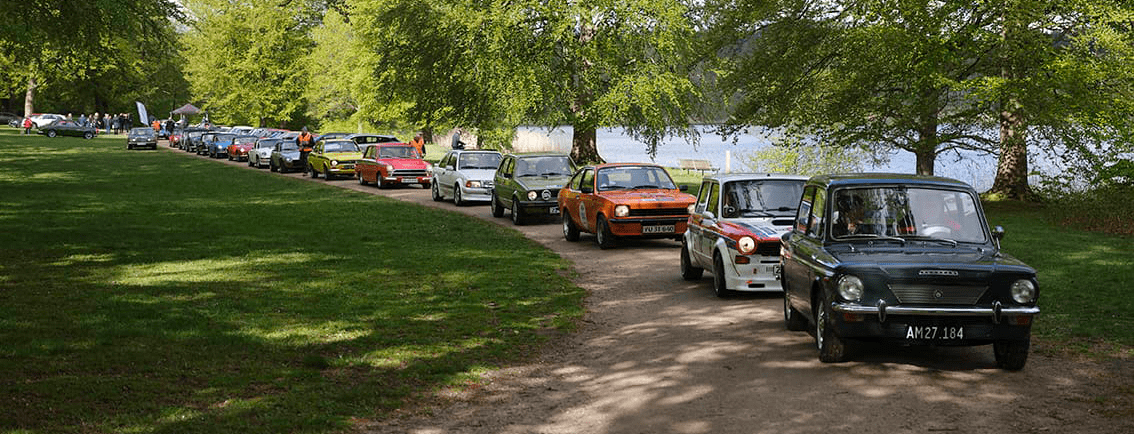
(182, 0), (316, 127)
(706, 0), (1134, 197)
(0, 0), (182, 117)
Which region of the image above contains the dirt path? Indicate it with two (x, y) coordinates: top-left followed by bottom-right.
(197, 149), (1133, 433)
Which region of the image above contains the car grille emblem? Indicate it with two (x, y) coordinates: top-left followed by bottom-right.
(542, 190), (552, 200)
(934, 290), (944, 299)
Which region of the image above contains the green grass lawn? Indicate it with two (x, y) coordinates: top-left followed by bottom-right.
(0, 129), (583, 433)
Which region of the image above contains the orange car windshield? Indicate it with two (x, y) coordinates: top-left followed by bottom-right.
(596, 166), (676, 191)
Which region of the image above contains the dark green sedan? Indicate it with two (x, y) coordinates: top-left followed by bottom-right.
(491, 152), (575, 225)
(37, 120), (97, 139)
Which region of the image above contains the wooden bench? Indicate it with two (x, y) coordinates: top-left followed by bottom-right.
(678, 159), (715, 174)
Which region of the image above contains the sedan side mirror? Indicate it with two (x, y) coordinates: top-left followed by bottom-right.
(991, 225), (1005, 249)
(679, 185), (689, 191)
(580, 186), (593, 194)
(703, 211), (716, 221)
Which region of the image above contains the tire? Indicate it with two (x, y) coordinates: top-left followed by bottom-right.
(323, 166), (333, 181)
(270, 161), (278, 172)
(431, 181), (443, 201)
(712, 253), (732, 298)
(563, 213), (580, 242)
(511, 200), (525, 225)
(127, 143), (134, 150)
(595, 216), (615, 249)
(46, 130), (57, 138)
(994, 338), (1030, 371)
(308, 164), (317, 178)
(491, 194), (505, 218)
(815, 290), (850, 363)
(784, 290), (808, 331)
(453, 184), (464, 206)
(83, 132), (93, 139)
(358, 173), (368, 185)
(680, 240), (703, 280)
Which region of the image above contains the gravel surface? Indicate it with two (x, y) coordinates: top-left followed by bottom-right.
(197, 149), (1134, 434)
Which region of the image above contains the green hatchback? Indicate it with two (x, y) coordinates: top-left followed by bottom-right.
(491, 153), (575, 225)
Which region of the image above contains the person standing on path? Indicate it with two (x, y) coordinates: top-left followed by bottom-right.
(410, 132), (426, 157)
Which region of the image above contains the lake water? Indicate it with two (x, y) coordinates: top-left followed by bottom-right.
(511, 126), (1048, 192)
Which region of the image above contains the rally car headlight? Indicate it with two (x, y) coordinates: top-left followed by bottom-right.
(1010, 279), (1037, 304)
(466, 180), (482, 188)
(615, 205), (630, 217)
(527, 191), (538, 201)
(330, 160), (339, 166)
(837, 275), (865, 302)
(737, 236), (756, 255)
(688, 204), (696, 214)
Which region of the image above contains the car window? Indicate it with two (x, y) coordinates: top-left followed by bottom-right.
(795, 186), (815, 234)
(723, 180), (804, 218)
(829, 187), (987, 243)
(706, 183), (721, 217)
(516, 156), (572, 177)
(458, 153), (502, 170)
(580, 168), (595, 191)
(377, 146), (419, 159)
(323, 141), (358, 153)
(568, 169), (584, 190)
(694, 180), (713, 213)
(808, 188), (826, 237)
(595, 166), (677, 191)
(499, 157), (514, 177)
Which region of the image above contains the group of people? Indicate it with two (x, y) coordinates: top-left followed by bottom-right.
(75, 113), (134, 134)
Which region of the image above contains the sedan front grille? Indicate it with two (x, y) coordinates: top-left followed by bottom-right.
(629, 208), (689, 217)
(889, 284), (988, 305)
(392, 169), (428, 178)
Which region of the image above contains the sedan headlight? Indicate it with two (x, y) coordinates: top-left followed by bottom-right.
(386, 164), (395, 173)
(737, 236), (756, 255)
(688, 204), (696, 214)
(837, 275), (865, 302)
(527, 191), (538, 201)
(614, 205), (630, 217)
(466, 180), (483, 188)
(1010, 279), (1037, 304)
(331, 160), (339, 166)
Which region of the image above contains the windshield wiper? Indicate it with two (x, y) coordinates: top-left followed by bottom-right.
(601, 185), (627, 190)
(837, 234), (907, 245)
(631, 184), (660, 189)
(739, 210), (775, 217)
(542, 172), (569, 176)
(899, 235), (959, 247)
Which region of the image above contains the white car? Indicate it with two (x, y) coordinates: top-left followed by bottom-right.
(431, 150), (503, 205)
(681, 173), (807, 297)
(30, 114), (65, 128)
(248, 138), (278, 168)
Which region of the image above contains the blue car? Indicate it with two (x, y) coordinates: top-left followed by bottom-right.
(207, 133), (236, 158)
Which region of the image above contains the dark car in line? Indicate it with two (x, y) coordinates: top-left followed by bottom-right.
(270, 140), (304, 173)
(37, 120), (97, 139)
(127, 127), (158, 150)
(780, 173), (1039, 370)
(491, 153), (575, 225)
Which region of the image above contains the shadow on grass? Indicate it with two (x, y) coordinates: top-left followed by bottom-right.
(0, 132), (583, 433)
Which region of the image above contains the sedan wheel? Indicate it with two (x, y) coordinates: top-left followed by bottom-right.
(712, 253), (732, 298)
(358, 173), (368, 185)
(563, 213), (580, 242)
(491, 194), (505, 218)
(431, 181), (443, 202)
(783, 290), (808, 331)
(680, 241), (703, 280)
(453, 185), (464, 206)
(595, 216), (615, 249)
(816, 291), (850, 363)
(511, 200), (526, 225)
(994, 339), (1030, 371)
(323, 166), (333, 181)
(83, 132), (93, 139)
(46, 130), (57, 138)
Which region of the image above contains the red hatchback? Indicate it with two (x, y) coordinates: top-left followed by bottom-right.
(355, 143), (433, 188)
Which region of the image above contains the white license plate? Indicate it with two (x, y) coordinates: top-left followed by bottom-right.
(401, 178), (417, 184)
(642, 225), (675, 234)
(763, 264), (782, 278)
(549, 207), (560, 215)
(905, 326), (964, 340)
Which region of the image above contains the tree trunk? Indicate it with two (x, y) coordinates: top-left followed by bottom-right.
(990, 102), (1034, 199)
(570, 126), (602, 164)
(24, 75), (37, 118)
(422, 126), (434, 144)
(915, 105), (939, 176)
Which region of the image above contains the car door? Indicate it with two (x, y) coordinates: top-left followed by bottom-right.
(434, 151), (456, 196)
(358, 145), (377, 182)
(687, 180), (713, 267)
(494, 156), (516, 208)
(784, 185), (825, 316)
(560, 167), (593, 231)
(693, 181), (722, 266)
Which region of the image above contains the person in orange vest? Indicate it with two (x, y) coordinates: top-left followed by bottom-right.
(297, 127), (315, 173)
(151, 119), (161, 132)
(409, 132), (426, 157)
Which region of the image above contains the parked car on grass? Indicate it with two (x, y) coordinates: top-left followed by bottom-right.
(491, 153), (574, 225)
(126, 127), (158, 150)
(779, 173), (1040, 370)
(306, 139), (362, 180)
(559, 163), (696, 249)
(270, 140), (303, 173)
(431, 150), (503, 205)
(30, 113), (65, 128)
(681, 173), (807, 296)
(37, 119), (96, 139)
(355, 143), (432, 188)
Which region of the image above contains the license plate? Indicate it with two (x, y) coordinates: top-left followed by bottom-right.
(642, 225), (675, 234)
(401, 178), (417, 184)
(549, 207), (560, 215)
(763, 264), (782, 278)
(905, 326), (964, 340)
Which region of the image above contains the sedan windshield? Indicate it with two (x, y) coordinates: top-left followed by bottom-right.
(377, 146), (420, 159)
(516, 156), (572, 177)
(722, 180), (803, 218)
(323, 141), (359, 153)
(596, 166), (677, 191)
(458, 153), (502, 170)
(830, 187), (987, 244)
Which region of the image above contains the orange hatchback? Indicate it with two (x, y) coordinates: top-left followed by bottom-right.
(559, 163), (697, 249)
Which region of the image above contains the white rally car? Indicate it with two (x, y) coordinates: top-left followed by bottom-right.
(681, 173), (807, 297)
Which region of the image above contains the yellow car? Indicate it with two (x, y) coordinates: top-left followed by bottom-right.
(306, 139), (362, 180)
